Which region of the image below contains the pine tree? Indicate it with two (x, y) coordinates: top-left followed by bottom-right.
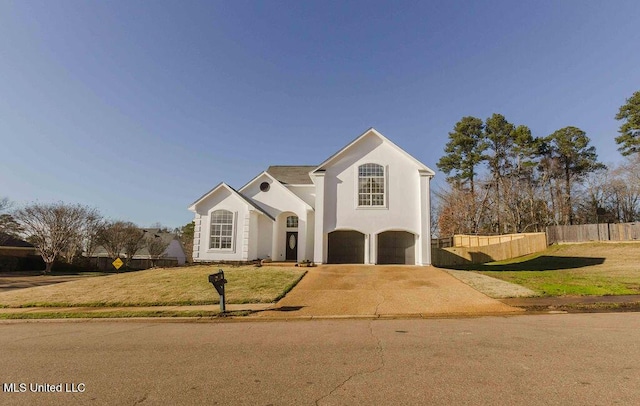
(484, 113), (516, 232)
(615, 90), (640, 156)
(546, 127), (605, 225)
(436, 116), (487, 194)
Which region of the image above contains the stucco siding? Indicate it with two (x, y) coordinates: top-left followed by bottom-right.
(190, 128), (433, 265)
(326, 140), (422, 236)
(287, 186), (316, 209)
(195, 189), (250, 262)
(257, 214), (273, 259)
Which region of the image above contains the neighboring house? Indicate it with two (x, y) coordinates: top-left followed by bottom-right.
(0, 233), (37, 257)
(188, 128), (435, 265)
(93, 229), (187, 265)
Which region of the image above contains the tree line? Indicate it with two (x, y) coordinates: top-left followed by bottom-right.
(435, 90), (640, 236)
(0, 199), (194, 273)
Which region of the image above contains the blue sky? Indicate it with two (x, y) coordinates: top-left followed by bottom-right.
(1, 1), (639, 228)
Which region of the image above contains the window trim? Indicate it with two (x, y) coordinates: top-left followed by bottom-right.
(208, 209), (236, 252)
(357, 163), (388, 209)
(286, 215), (299, 229)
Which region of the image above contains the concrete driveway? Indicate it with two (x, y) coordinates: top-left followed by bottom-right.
(255, 265), (521, 318)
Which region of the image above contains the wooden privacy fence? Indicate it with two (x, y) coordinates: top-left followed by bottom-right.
(431, 237), (453, 248)
(546, 223), (640, 244)
(432, 232), (547, 267)
(432, 233), (542, 249)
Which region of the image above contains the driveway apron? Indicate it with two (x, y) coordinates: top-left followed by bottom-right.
(255, 265), (521, 318)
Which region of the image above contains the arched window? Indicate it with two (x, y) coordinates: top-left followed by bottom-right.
(210, 210), (234, 249)
(286, 215), (298, 228)
(358, 163), (385, 207)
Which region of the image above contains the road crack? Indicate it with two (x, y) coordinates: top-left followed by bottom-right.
(314, 320), (385, 405)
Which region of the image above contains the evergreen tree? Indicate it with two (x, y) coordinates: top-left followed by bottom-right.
(483, 113), (516, 232)
(436, 116), (487, 194)
(615, 90), (640, 156)
(546, 126), (605, 225)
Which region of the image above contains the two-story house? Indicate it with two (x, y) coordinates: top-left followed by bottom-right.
(188, 128), (435, 265)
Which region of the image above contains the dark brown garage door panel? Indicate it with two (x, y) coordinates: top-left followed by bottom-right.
(377, 231), (415, 265)
(327, 231), (365, 264)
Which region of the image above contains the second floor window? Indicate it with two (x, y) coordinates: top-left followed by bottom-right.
(358, 163), (385, 207)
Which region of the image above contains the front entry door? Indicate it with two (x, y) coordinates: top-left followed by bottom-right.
(286, 232), (298, 261)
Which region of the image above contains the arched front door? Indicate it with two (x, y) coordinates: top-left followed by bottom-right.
(285, 232), (298, 261)
(285, 215), (298, 261)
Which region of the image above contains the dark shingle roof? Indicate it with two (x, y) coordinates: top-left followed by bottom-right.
(267, 166), (316, 185)
(0, 233), (34, 248)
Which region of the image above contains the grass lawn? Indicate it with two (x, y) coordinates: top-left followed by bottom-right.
(465, 243), (640, 296)
(0, 265), (305, 308)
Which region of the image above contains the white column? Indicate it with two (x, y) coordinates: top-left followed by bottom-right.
(193, 214), (201, 261)
(364, 234), (370, 264)
(271, 215), (279, 262)
(370, 232), (377, 264)
(241, 212), (250, 260)
(419, 171), (432, 266)
(313, 172), (325, 264)
(306, 210), (315, 261)
(297, 210), (306, 262)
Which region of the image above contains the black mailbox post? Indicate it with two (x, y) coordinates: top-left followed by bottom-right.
(208, 270), (228, 313)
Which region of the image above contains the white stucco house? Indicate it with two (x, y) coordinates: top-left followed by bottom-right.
(188, 128), (435, 265)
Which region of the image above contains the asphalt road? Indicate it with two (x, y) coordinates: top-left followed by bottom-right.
(1, 313), (639, 405)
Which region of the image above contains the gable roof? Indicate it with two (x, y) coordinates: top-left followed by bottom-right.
(239, 171), (314, 212)
(188, 183), (275, 220)
(313, 128), (435, 176)
(142, 228), (178, 244)
(266, 166), (316, 185)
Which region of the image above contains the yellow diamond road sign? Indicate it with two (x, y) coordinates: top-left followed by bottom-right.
(112, 258), (124, 270)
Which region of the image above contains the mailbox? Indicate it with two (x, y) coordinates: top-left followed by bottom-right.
(208, 270), (228, 312)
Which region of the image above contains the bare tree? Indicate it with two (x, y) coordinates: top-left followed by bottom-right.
(145, 232), (170, 267)
(13, 202), (97, 273)
(98, 221), (131, 261)
(98, 221), (147, 270)
(0, 197), (22, 244)
(83, 213), (105, 258)
(123, 226), (146, 268)
(149, 222), (171, 233)
(608, 156), (640, 222)
(435, 184), (491, 236)
(60, 210), (103, 264)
